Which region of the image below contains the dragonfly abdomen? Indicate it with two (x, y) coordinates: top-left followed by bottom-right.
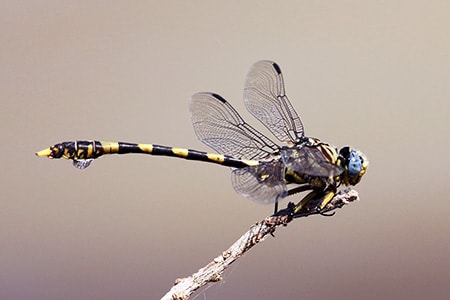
(36, 141), (256, 169)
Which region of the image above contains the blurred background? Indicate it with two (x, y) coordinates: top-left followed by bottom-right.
(1, 1), (449, 299)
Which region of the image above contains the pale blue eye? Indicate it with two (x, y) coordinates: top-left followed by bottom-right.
(348, 151), (362, 176)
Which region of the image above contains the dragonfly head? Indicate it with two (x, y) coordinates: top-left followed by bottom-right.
(337, 146), (369, 186)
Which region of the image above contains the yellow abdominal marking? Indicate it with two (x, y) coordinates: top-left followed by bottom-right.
(100, 142), (120, 154)
(206, 153), (225, 163)
(86, 144), (94, 157)
(36, 148), (52, 157)
(138, 144), (154, 154)
(64, 148), (73, 159)
(241, 159), (259, 167)
(172, 147), (189, 157)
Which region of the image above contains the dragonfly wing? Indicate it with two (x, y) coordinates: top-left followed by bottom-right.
(190, 92), (279, 160)
(244, 60), (304, 143)
(231, 161), (287, 204)
(282, 147), (343, 177)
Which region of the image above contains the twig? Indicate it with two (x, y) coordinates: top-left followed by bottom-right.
(161, 188), (360, 300)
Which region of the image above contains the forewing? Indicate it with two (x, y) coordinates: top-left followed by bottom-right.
(190, 92), (279, 160)
(244, 60), (304, 143)
(282, 147), (343, 177)
(231, 161), (287, 204)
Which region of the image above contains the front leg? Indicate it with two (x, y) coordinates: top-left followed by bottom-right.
(317, 185), (337, 211)
(292, 185), (337, 216)
(293, 189), (321, 214)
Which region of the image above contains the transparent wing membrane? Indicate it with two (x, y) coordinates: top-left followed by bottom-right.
(244, 60), (304, 143)
(190, 92), (279, 160)
(231, 161), (287, 204)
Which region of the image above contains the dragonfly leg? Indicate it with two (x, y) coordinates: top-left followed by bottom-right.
(293, 189), (320, 214)
(318, 189), (336, 211)
(292, 184), (337, 215)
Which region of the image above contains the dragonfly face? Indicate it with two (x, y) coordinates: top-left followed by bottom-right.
(37, 60), (368, 214)
(337, 147), (369, 186)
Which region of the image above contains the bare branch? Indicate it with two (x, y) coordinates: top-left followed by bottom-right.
(161, 188), (359, 300)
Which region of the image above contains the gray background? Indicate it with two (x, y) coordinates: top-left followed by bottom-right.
(2, 1), (449, 299)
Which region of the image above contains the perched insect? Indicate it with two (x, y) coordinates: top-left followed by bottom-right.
(37, 61), (368, 215)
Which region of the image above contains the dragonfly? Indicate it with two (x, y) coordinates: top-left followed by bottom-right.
(36, 60), (368, 215)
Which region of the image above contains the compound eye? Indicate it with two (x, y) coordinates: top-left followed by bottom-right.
(339, 146), (350, 157)
(347, 151), (362, 176)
